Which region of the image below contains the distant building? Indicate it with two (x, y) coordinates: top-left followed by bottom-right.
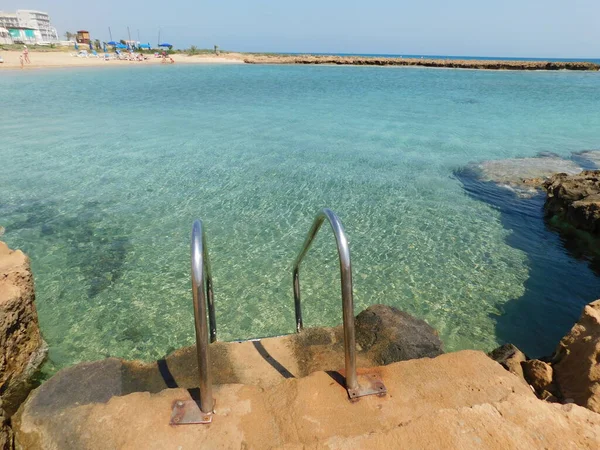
(7, 27), (38, 44)
(16, 10), (58, 42)
(0, 27), (12, 45)
(0, 12), (19, 30)
(0, 9), (59, 44)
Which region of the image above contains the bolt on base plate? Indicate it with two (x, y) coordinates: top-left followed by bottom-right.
(170, 400), (213, 425)
(347, 373), (387, 399)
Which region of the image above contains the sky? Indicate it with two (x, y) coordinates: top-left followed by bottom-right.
(2, 1), (599, 57)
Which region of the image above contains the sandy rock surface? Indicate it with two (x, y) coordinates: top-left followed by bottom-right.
(13, 350), (600, 449)
(8, 304), (442, 415)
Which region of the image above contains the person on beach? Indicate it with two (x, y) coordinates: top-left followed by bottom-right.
(161, 50), (167, 63)
(19, 54), (24, 69)
(23, 45), (30, 64)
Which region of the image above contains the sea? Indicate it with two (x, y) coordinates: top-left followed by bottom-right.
(1, 63), (600, 374)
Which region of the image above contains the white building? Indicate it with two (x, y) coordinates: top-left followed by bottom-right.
(16, 10), (58, 42)
(0, 12), (19, 30)
(0, 27), (12, 45)
(0, 10), (59, 44)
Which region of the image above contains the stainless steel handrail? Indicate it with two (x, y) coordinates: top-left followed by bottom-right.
(191, 219), (216, 413)
(292, 208), (358, 392)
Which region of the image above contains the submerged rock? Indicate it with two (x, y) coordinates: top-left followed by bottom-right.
(354, 304), (443, 364)
(553, 299), (600, 413)
(544, 170), (600, 235)
(575, 150), (600, 169)
(463, 156), (581, 197)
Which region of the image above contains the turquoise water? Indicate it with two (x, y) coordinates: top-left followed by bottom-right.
(1, 65), (600, 373)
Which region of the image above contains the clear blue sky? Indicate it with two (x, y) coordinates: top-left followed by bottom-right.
(3, 0), (599, 57)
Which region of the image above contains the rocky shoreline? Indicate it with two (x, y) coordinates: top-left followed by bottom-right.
(544, 171), (600, 236)
(1, 240), (600, 448)
(490, 300), (600, 411)
(3, 161), (600, 447)
(243, 54), (600, 71)
(461, 152), (600, 263)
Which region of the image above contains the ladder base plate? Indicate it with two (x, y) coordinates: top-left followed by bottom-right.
(347, 373), (387, 399)
(170, 400), (213, 425)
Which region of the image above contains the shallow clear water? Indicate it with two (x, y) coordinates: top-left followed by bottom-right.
(1, 65), (600, 373)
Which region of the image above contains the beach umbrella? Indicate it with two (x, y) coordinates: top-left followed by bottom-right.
(107, 41), (118, 46)
(158, 43), (172, 47)
(116, 43), (127, 49)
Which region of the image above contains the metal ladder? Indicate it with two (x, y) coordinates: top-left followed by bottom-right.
(171, 208), (387, 425)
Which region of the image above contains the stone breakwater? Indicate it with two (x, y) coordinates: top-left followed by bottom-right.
(243, 54), (600, 71)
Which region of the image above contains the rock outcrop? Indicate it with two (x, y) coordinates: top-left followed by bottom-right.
(13, 351), (600, 449)
(491, 300), (600, 413)
(243, 54), (600, 71)
(522, 359), (555, 395)
(488, 343), (527, 380)
(0, 242), (47, 449)
(553, 299), (600, 413)
(0, 400), (11, 450)
(544, 170), (600, 235)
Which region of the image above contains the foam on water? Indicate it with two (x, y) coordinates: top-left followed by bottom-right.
(1, 65), (600, 374)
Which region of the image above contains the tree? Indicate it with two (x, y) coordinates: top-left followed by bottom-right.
(188, 45), (198, 56)
(64, 31), (74, 41)
(94, 39), (101, 50)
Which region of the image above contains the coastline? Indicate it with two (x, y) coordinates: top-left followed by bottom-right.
(2, 50), (599, 71)
(0, 50), (245, 70)
(242, 54), (600, 71)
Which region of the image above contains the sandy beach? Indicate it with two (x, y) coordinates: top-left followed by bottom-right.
(0, 50), (245, 70)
